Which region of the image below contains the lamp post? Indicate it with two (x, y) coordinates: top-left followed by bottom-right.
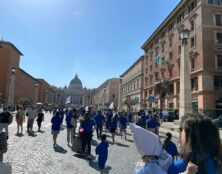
(7, 68), (16, 106)
(34, 83), (39, 106)
(179, 27), (192, 118)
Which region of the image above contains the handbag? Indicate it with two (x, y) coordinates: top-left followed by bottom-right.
(0, 162), (12, 174)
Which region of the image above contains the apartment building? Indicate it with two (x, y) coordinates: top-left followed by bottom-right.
(120, 56), (144, 112)
(141, 0), (222, 114)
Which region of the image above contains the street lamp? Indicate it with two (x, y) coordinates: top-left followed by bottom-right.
(179, 27), (192, 118)
(34, 83), (39, 106)
(7, 68), (16, 106)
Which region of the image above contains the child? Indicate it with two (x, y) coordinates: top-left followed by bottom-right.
(95, 134), (109, 171)
(129, 123), (198, 174)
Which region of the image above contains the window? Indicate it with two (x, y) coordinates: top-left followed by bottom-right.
(161, 44), (165, 53)
(168, 84), (174, 95)
(169, 38), (172, 47)
(161, 31), (165, 38)
(190, 20), (195, 31)
(178, 45), (181, 55)
(112, 94), (115, 99)
(169, 52), (173, 59)
(208, 0), (220, 5)
(215, 14), (222, 26)
(216, 33), (222, 43)
(190, 36), (196, 48)
(191, 77), (198, 91)
(188, 0), (197, 13)
(191, 58), (196, 71)
(217, 55), (222, 68)
(177, 12), (184, 24)
(168, 23), (174, 32)
(214, 76), (222, 89)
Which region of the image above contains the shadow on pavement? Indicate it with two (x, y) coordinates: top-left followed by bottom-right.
(37, 130), (45, 133)
(91, 139), (98, 146)
(126, 139), (134, 143)
(15, 133), (24, 137)
(115, 142), (129, 147)
(53, 145), (67, 154)
(88, 159), (112, 173)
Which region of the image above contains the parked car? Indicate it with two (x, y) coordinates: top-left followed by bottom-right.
(163, 111), (179, 122)
(212, 116), (222, 128)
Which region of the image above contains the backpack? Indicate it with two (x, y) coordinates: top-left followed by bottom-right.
(70, 117), (77, 127)
(0, 112), (11, 124)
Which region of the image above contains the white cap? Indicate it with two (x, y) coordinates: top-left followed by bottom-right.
(129, 123), (162, 157)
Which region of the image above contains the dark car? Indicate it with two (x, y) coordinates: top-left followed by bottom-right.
(212, 116), (222, 128)
(163, 111), (179, 122)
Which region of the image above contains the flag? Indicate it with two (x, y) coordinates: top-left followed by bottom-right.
(85, 106), (89, 111)
(65, 96), (71, 104)
(155, 53), (161, 65)
(109, 102), (114, 109)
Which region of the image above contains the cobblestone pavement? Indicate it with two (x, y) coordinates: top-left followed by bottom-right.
(3, 112), (140, 174)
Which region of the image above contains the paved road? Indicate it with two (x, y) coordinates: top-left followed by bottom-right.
(3, 112), (140, 174)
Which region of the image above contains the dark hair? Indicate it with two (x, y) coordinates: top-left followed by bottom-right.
(101, 134), (106, 141)
(163, 132), (172, 150)
(83, 112), (90, 120)
(180, 114), (222, 174)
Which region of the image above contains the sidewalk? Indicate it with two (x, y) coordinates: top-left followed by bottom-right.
(159, 122), (222, 141)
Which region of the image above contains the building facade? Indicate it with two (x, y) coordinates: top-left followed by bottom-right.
(92, 78), (120, 110)
(0, 41), (54, 106)
(120, 56), (144, 112)
(141, 0), (222, 115)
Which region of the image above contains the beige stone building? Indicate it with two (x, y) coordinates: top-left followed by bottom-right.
(120, 56), (144, 112)
(141, 0), (222, 115)
(92, 78), (120, 110)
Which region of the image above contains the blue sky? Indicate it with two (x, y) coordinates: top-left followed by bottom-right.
(0, 0), (180, 89)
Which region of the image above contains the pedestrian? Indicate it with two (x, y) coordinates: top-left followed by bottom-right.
(80, 112), (95, 156)
(26, 107), (37, 133)
(146, 114), (160, 135)
(159, 110), (163, 125)
(16, 106), (25, 135)
(168, 113), (222, 174)
(163, 132), (179, 160)
(119, 111), (127, 139)
(94, 110), (105, 139)
(36, 109), (44, 132)
(129, 123), (197, 174)
(109, 117), (117, 143)
(66, 109), (74, 146)
(59, 109), (65, 126)
(72, 108), (78, 137)
(140, 112), (148, 129)
(51, 111), (61, 147)
(96, 134), (109, 171)
(0, 106), (12, 139)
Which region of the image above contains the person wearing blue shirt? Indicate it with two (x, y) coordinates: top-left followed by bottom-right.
(163, 132), (178, 160)
(147, 115), (160, 135)
(96, 134), (109, 171)
(140, 113), (148, 129)
(80, 112), (95, 155)
(119, 111), (127, 140)
(94, 110), (105, 139)
(168, 114), (222, 174)
(109, 117), (117, 142)
(51, 111), (61, 147)
(65, 109), (74, 146)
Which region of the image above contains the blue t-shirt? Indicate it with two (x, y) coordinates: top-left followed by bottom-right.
(165, 141), (178, 160)
(51, 116), (61, 131)
(94, 114), (104, 126)
(167, 159), (187, 174)
(96, 141), (109, 160)
(65, 112), (73, 129)
(147, 119), (160, 128)
(80, 119), (95, 133)
(119, 116), (127, 129)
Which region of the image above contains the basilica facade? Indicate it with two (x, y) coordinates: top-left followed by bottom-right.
(64, 74), (87, 106)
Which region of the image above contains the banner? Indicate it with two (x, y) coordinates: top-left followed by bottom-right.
(65, 96), (71, 104)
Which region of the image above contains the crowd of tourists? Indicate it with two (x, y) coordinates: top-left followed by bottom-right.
(0, 105), (222, 174)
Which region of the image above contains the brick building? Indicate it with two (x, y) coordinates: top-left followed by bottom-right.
(141, 0), (222, 115)
(0, 41), (53, 106)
